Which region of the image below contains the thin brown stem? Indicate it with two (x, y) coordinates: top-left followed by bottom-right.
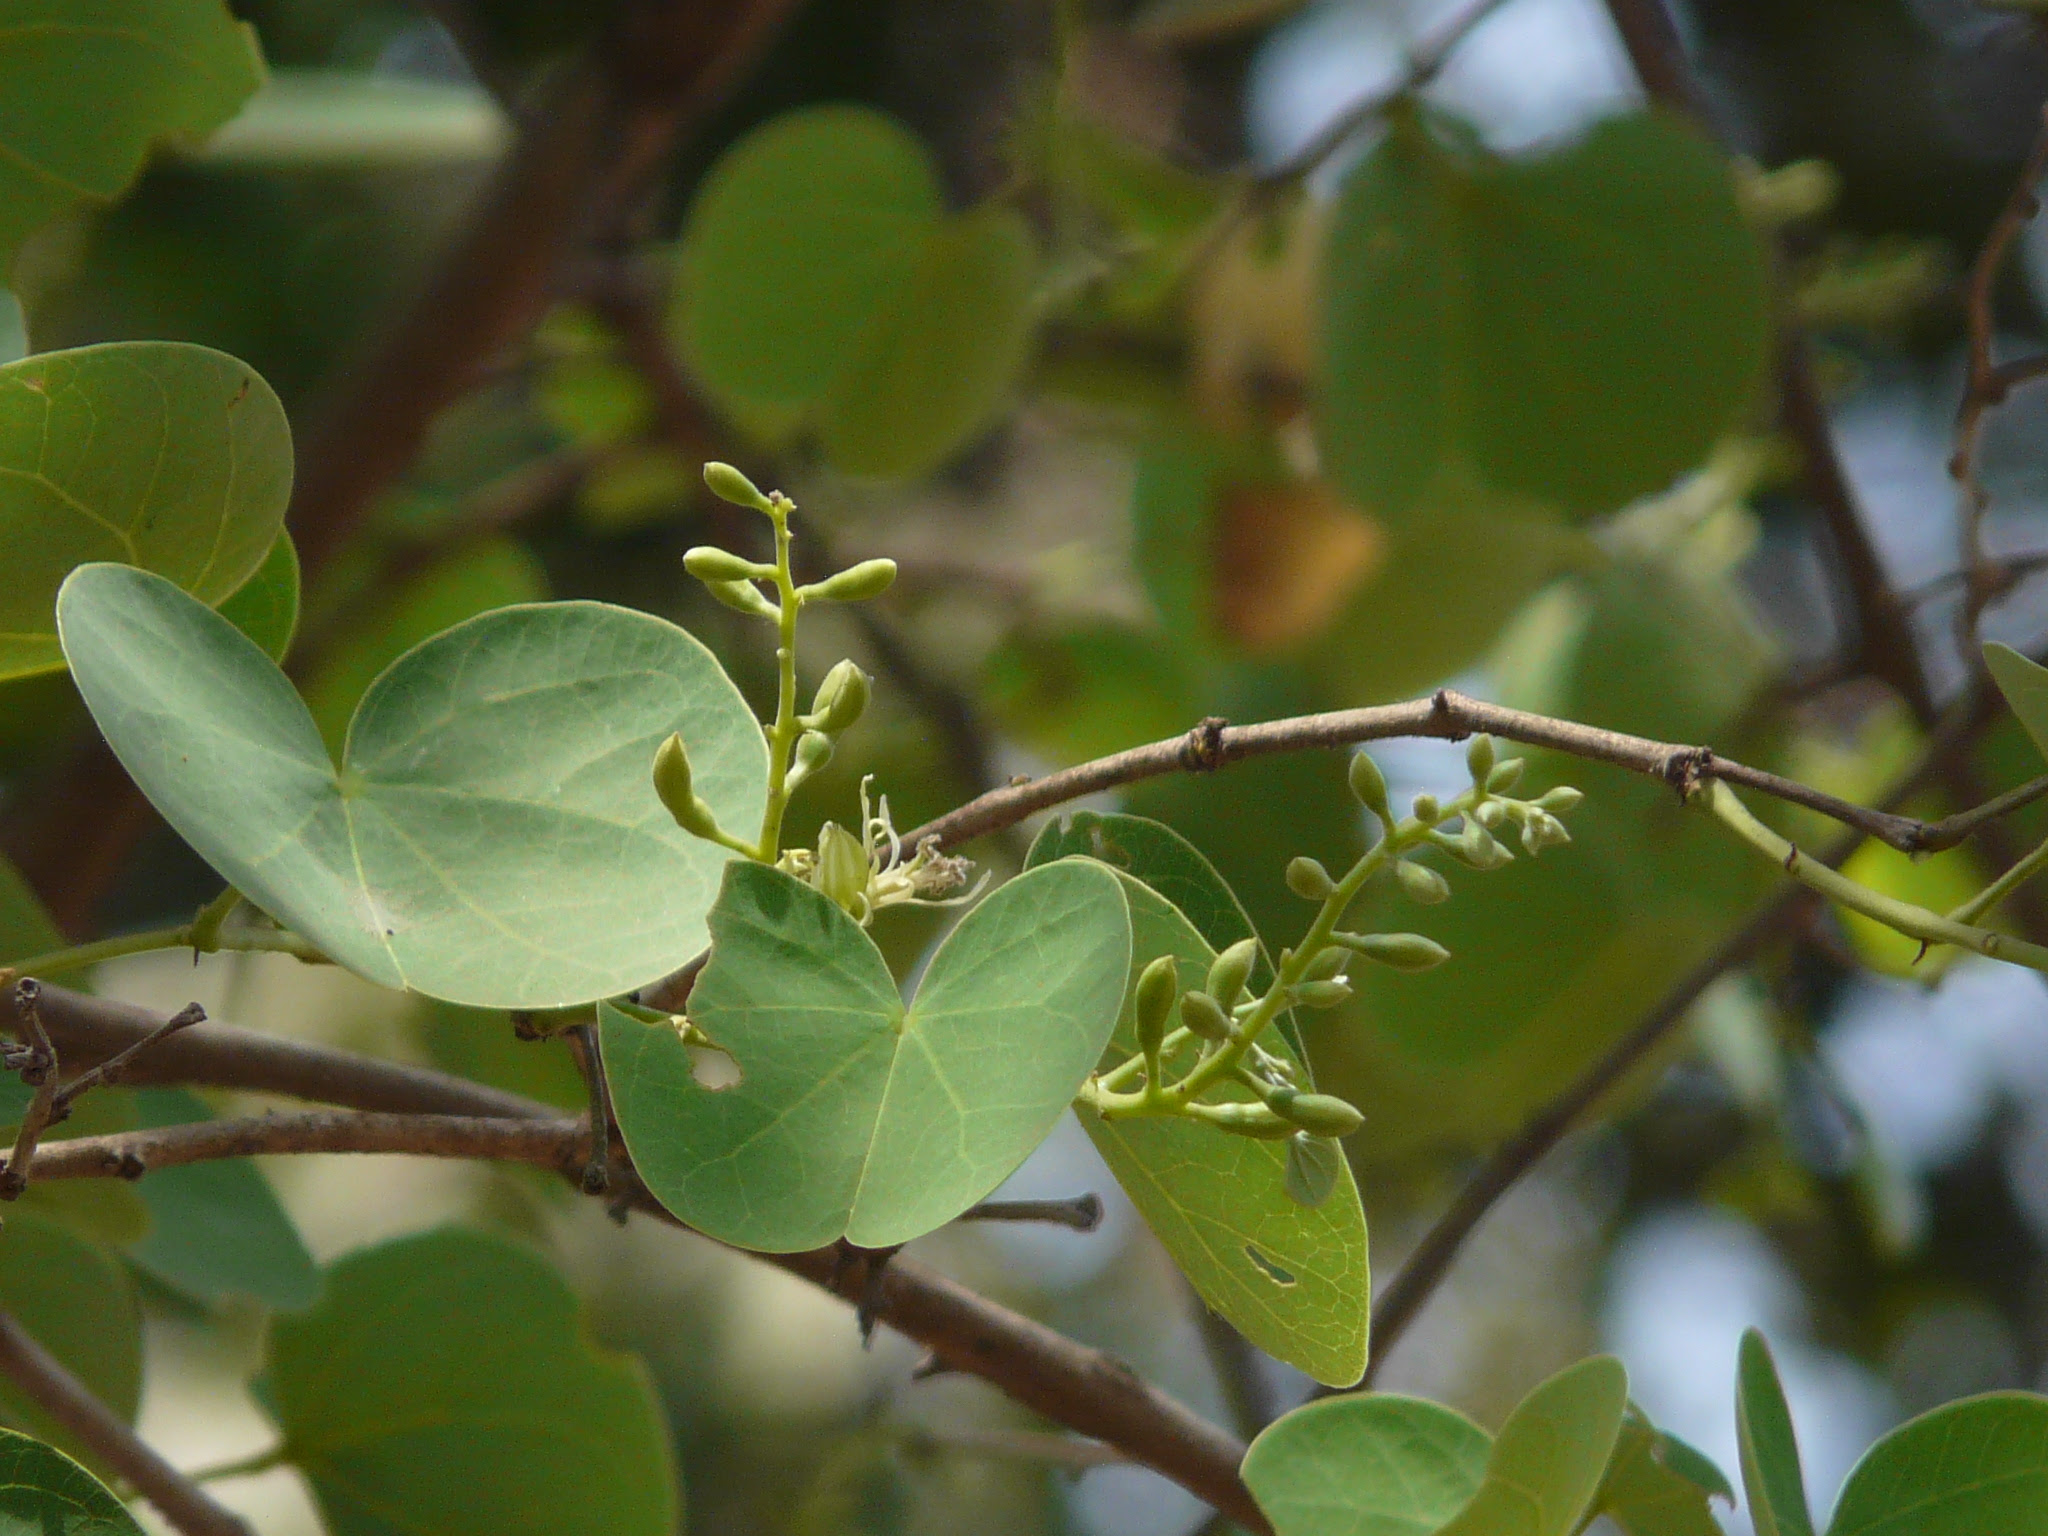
(0, 1304), (251, 1536)
(957, 1194), (1104, 1231)
(1, 980), (58, 1199)
(49, 1001), (205, 1118)
(567, 1022), (611, 1195)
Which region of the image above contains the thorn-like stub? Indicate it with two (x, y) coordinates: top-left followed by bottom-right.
(1663, 745), (1715, 800)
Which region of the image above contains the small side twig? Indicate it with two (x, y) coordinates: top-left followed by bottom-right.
(0, 1303), (252, 1536)
(49, 1001), (206, 1120)
(1, 980), (58, 1199)
(566, 1021), (611, 1195)
(957, 1194), (1104, 1231)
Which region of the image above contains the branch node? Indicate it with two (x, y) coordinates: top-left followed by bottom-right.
(1663, 745), (1716, 801)
(1180, 717), (1229, 773)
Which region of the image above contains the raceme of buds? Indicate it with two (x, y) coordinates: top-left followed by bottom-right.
(1487, 758), (1526, 794)
(1277, 1092), (1365, 1137)
(683, 545), (771, 584)
(1285, 856), (1336, 901)
(1180, 990), (1234, 1042)
(1536, 785), (1584, 814)
(1134, 955), (1180, 1062)
(703, 460), (774, 512)
(1348, 751), (1391, 821)
(1334, 931), (1450, 971)
(1395, 859), (1450, 905)
(812, 823), (870, 915)
(1452, 820), (1512, 870)
(1466, 734), (1496, 788)
(1206, 938), (1258, 1008)
(703, 577), (779, 619)
(652, 733), (724, 842)
(1284, 1133), (1342, 1208)
(804, 659), (871, 736)
(1205, 1102), (1297, 1139)
(806, 558), (898, 604)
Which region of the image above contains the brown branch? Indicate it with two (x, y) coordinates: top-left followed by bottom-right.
(0, 980), (58, 1199)
(0, 1304), (251, 1536)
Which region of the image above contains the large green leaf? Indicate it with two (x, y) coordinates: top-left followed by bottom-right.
(1986, 644), (2048, 764)
(1242, 1394), (1490, 1536)
(215, 530), (299, 663)
(0, 1428), (143, 1535)
(268, 1229), (676, 1536)
(1828, 1392), (2048, 1536)
(602, 858), (1131, 1251)
(58, 564), (766, 1008)
(1320, 108), (1771, 521)
(1597, 1407), (1732, 1536)
(127, 1088), (319, 1311)
(0, 1215), (140, 1471)
(675, 105), (1039, 479)
(0, 1), (263, 272)
(1736, 1329), (1816, 1536)
(0, 343), (290, 681)
(1435, 1355), (1630, 1536)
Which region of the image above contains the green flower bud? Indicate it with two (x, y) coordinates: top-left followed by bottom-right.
(1285, 856), (1336, 901)
(1134, 955), (1179, 1061)
(788, 730), (834, 787)
(1284, 1132), (1342, 1208)
(1394, 859), (1450, 905)
(1278, 1092), (1365, 1137)
(1459, 820), (1513, 869)
(652, 733), (724, 841)
(812, 823), (870, 915)
(683, 545), (770, 583)
(1335, 931), (1450, 971)
(1348, 751), (1391, 820)
(1474, 798), (1508, 831)
(1179, 990), (1233, 1042)
(1466, 734), (1496, 787)
(1521, 810), (1571, 855)
(1412, 792), (1441, 824)
(1206, 938), (1259, 1008)
(1205, 1102), (1297, 1140)
(703, 577), (779, 619)
(1301, 945), (1347, 983)
(1536, 785), (1584, 814)
(1487, 758), (1526, 794)
(703, 461), (773, 512)
(804, 659), (871, 735)
(807, 558), (898, 604)
(1294, 979), (1352, 1008)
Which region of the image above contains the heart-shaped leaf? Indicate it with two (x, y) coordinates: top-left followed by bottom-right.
(58, 563), (765, 1007)
(1436, 1355), (1630, 1536)
(0, 1428), (143, 1535)
(268, 1229), (677, 1536)
(1986, 644), (2048, 764)
(1736, 1329), (1816, 1536)
(1828, 1391), (2048, 1536)
(0, 1214), (140, 1474)
(1242, 1393), (1490, 1536)
(0, 1), (262, 272)
(0, 343), (291, 681)
(1321, 108), (1770, 522)
(601, 857), (1131, 1251)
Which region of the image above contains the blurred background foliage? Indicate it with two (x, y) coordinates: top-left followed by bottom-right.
(13, 0), (2048, 1531)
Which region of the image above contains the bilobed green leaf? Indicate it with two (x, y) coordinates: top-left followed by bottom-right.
(676, 105), (1040, 479)
(0, 1214), (140, 1472)
(1737, 1329), (1816, 1536)
(602, 858), (1131, 1251)
(1435, 1355), (1630, 1536)
(1827, 1391), (2048, 1536)
(0, 1427), (144, 1534)
(1986, 644), (2048, 764)
(268, 1229), (676, 1536)
(58, 564), (766, 1008)
(1321, 108), (1771, 521)
(1242, 1394), (1490, 1536)
(127, 1088), (318, 1311)
(0, 343), (291, 681)
(0, 1), (263, 273)
(1597, 1406), (1732, 1536)
(215, 530), (299, 663)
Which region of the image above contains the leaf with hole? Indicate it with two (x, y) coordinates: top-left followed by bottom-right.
(1242, 1394), (1490, 1536)
(675, 105), (1039, 479)
(268, 1228), (676, 1536)
(601, 857), (1130, 1251)
(1828, 1390), (2048, 1536)
(0, 343), (291, 682)
(0, 1427), (144, 1535)
(1321, 108), (1771, 522)
(1736, 1329), (1816, 1536)
(0, 1214), (140, 1474)
(1435, 1355), (1630, 1536)
(58, 563), (766, 1008)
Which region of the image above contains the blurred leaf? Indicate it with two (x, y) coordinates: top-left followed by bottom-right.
(1213, 481), (1382, 654)
(983, 624), (1200, 763)
(603, 859), (1130, 1250)
(416, 1002), (586, 1115)
(1828, 1390), (2048, 1535)
(1986, 644), (2048, 765)
(1242, 1394), (1490, 1536)
(59, 564), (766, 1008)
(1131, 0), (1312, 41)
(575, 446), (695, 535)
(1436, 1356), (1629, 1536)
(535, 356), (652, 449)
(301, 536), (545, 756)
(1597, 1407), (1732, 1536)
(676, 106), (1039, 479)
(17, 1180), (149, 1251)
(1736, 1329), (1816, 1536)
(1045, 114), (1226, 319)
(186, 71), (510, 167)
(0, 0), (263, 273)
(1837, 839), (1988, 980)
(216, 529), (299, 663)
(0, 343), (291, 681)
(127, 1088), (319, 1311)
(0, 1427), (144, 1534)
(1321, 109), (1771, 521)
(269, 1228), (677, 1536)
(0, 1213), (141, 1471)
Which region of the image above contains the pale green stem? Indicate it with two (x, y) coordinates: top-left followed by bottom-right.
(1950, 829), (2048, 926)
(7, 926), (188, 979)
(754, 493), (806, 862)
(187, 1445), (289, 1483)
(1700, 779), (2048, 973)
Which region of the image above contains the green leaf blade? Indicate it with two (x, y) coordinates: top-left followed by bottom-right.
(215, 530), (299, 663)
(1737, 1329), (1817, 1536)
(1242, 1394), (1490, 1536)
(0, 1214), (141, 1474)
(0, 1427), (144, 1535)
(1437, 1355), (1630, 1536)
(1829, 1391), (2048, 1536)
